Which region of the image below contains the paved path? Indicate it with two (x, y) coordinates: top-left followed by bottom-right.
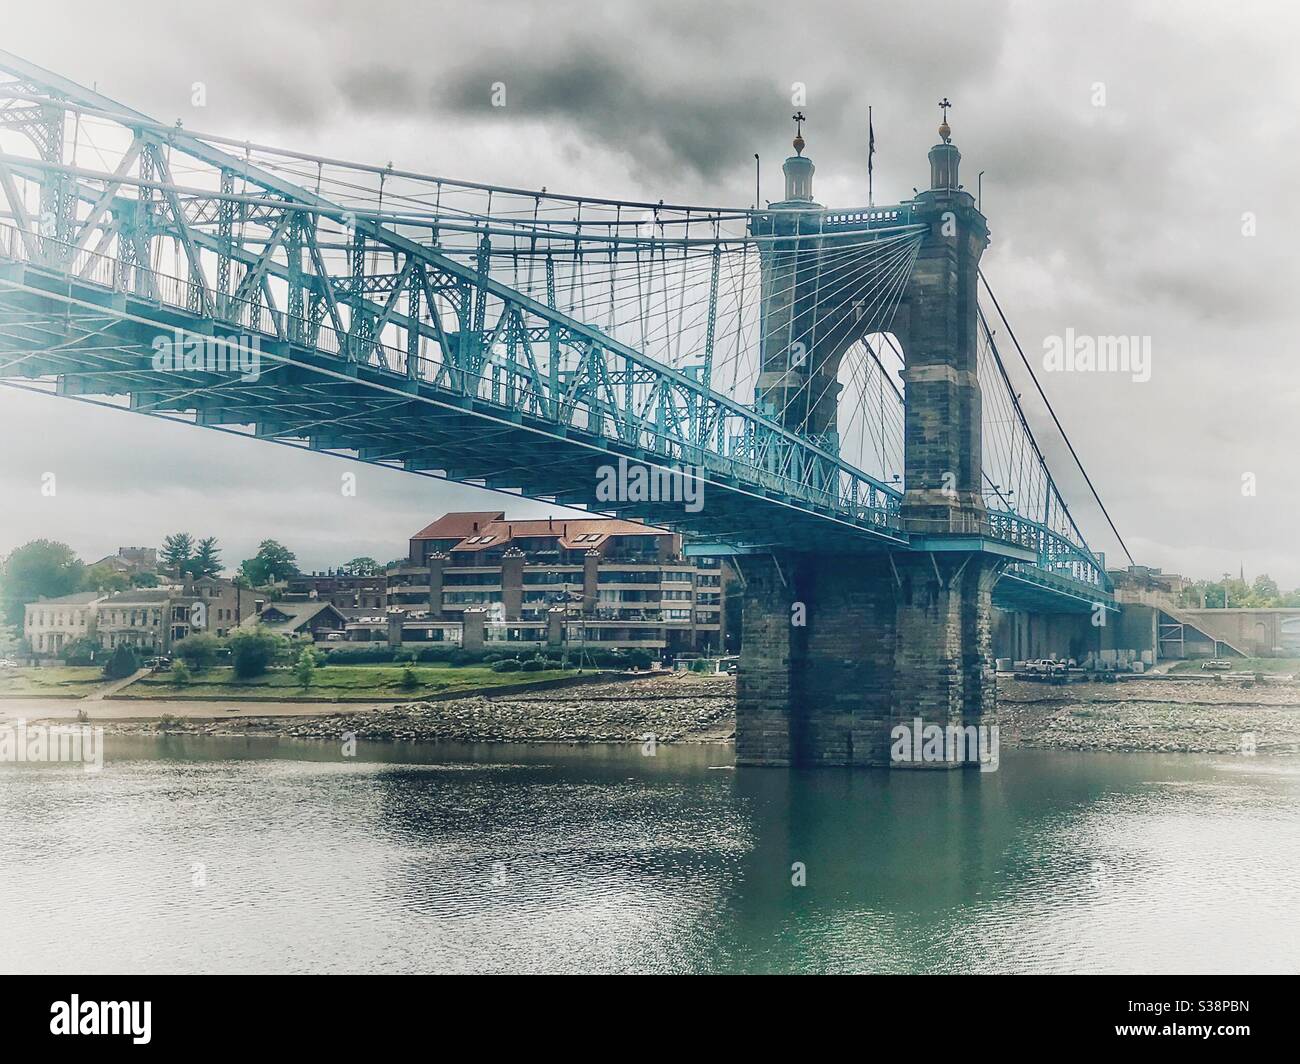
(81, 667), (150, 701)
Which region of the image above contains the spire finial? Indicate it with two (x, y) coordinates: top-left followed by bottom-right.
(938, 97), (952, 143)
(791, 111), (806, 155)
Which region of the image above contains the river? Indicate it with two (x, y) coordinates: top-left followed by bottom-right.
(2, 737), (1298, 973)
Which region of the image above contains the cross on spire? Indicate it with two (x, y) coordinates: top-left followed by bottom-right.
(791, 111), (807, 155)
(938, 97), (952, 143)
(939, 98), (951, 121)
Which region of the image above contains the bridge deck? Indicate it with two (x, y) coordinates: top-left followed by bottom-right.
(0, 247), (1113, 613)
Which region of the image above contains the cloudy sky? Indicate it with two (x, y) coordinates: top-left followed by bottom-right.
(1, 0), (1297, 583)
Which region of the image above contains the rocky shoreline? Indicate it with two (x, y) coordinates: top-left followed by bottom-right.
(999, 675), (1300, 754)
(93, 672), (738, 745)
(71, 672), (1300, 755)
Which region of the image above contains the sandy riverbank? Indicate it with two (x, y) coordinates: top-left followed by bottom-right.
(9, 672), (1299, 755)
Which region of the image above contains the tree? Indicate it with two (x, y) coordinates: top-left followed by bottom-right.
(240, 540), (299, 586)
(341, 556), (380, 576)
(191, 537), (223, 579)
(293, 645), (319, 688)
(0, 623), (22, 659)
(1251, 574), (1281, 606)
(171, 660), (193, 686)
(160, 532), (195, 576)
(62, 636), (99, 666)
(0, 541), (84, 625)
(130, 571), (160, 588)
(227, 626), (284, 679)
(103, 643), (140, 679)
(173, 632), (222, 671)
(79, 563), (130, 594)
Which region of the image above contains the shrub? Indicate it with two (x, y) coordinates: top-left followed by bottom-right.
(491, 658), (523, 673)
(398, 666), (420, 690)
(293, 646), (319, 688)
(103, 643), (139, 679)
(171, 660), (193, 686)
(227, 626), (284, 679)
(520, 655), (546, 673)
(627, 649), (653, 670)
(173, 632), (222, 671)
(62, 637), (99, 666)
(321, 645), (397, 665)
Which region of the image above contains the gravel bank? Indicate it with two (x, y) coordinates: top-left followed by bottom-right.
(93, 673), (737, 744)
(1000, 676), (1300, 753)
(70, 672), (1300, 756)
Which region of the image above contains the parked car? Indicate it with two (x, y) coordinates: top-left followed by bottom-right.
(1201, 659), (1233, 671)
(0, 658), (19, 668)
(143, 656), (171, 669)
(1023, 658), (1067, 675)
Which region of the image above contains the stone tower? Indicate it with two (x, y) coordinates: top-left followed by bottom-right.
(736, 105), (1000, 769)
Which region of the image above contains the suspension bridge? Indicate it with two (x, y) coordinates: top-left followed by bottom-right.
(0, 51), (1137, 766)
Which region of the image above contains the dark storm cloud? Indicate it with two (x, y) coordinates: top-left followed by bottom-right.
(324, 0), (1011, 184)
(435, 50), (785, 181)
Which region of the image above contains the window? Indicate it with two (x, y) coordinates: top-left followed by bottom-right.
(523, 570), (576, 585)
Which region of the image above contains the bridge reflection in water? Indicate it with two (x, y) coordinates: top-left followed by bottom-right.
(0, 738), (1295, 973)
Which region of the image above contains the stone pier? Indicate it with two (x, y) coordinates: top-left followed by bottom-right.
(736, 110), (1002, 768)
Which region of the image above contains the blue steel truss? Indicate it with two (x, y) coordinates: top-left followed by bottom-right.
(0, 50), (1112, 610)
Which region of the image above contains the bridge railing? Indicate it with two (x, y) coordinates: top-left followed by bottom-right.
(902, 508), (1111, 593)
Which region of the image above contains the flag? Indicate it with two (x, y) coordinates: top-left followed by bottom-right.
(868, 106), (876, 204)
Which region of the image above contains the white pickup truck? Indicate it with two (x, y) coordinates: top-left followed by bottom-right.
(1022, 658), (1068, 676)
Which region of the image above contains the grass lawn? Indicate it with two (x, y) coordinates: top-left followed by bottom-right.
(123, 663), (582, 699)
(0, 666), (110, 696)
(1168, 657), (1300, 675)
